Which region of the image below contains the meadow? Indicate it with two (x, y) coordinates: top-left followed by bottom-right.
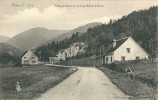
(0, 65), (76, 100)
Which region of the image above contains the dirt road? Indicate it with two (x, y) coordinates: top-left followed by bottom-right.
(36, 67), (129, 100)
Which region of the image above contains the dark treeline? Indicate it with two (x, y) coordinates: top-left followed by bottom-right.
(35, 6), (157, 61)
(0, 53), (21, 67)
(0, 43), (22, 67)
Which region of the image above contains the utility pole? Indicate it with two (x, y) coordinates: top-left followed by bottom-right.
(100, 46), (102, 62)
(93, 48), (96, 66)
(70, 47), (72, 67)
(101, 45), (105, 65)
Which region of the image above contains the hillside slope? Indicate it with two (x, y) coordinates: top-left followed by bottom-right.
(52, 22), (102, 42)
(35, 6), (157, 61)
(0, 36), (10, 43)
(6, 27), (68, 50)
(0, 42), (23, 66)
(0, 42), (22, 57)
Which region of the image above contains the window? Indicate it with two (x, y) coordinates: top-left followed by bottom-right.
(111, 57), (112, 62)
(32, 61), (36, 63)
(24, 57), (27, 58)
(24, 60), (28, 64)
(31, 57), (35, 59)
(126, 48), (130, 53)
(136, 56), (139, 60)
(121, 56), (125, 61)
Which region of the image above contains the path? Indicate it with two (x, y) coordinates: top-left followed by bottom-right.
(36, 67), (129, 100)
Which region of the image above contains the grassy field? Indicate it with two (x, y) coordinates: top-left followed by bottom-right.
(0, 65), (76, 100)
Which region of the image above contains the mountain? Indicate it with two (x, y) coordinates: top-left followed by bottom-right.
(0, 42), (22, 57)
(0, 42), (23, 66)
(52, 22), (102, 42)
(6, 27), (69, 50)
(0, 36), (10, 43)
(35, 6), (157, 61)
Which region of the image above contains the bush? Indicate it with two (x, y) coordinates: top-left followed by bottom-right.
(0, 53), (21, 67)
(105, 63), (118, 71)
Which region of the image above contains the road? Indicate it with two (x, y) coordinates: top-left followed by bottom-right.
(36, 67), (129, 100)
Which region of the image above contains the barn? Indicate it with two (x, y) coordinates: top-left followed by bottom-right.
(102, 36), (150, 64)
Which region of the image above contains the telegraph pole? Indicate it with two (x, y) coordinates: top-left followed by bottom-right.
(101, 45), (104, 65)
(93, 48), (96, 66)
(70, 47), (72, 67)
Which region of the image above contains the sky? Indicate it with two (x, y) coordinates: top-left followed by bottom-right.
(0, 0), (157, 37)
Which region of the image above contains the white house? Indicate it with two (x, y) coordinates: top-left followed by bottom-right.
(102, 36), (150, 64)
(21, 50), (39, 65)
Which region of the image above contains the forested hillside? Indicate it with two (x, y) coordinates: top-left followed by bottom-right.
(0, 36), (10, 43)
(0, 43), (23, 66)
(35, 6), (157, 61)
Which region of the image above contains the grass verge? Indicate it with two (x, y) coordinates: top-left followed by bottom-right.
(98, 67), (157, 100)
(114, 63), (157, 88)
(56, 57), (102, 67)
(0, 65), (77, 100)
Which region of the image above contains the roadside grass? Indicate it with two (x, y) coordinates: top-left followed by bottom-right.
(0, 65), (77, 100)
(98, 67), (157, 100)
(57, 57), (102, 67)
(105, 63), (157, 88)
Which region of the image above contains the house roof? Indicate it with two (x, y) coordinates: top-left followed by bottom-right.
(103, 36), (150, 57)
(21, 50), (38, 58)
(30, 51), (38, 58)
(104, 37), (128, 55)
(20, 51), (28, 58)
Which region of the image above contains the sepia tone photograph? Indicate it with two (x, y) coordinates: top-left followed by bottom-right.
(0, 0), (157, 100)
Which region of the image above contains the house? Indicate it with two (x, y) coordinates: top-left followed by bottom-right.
(21, 50), (39, 65)
(49, 56), (60, 64)
(102, 36), (150, 64)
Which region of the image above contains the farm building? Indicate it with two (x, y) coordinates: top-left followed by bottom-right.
(102, 36), (150, 64)
(49, 56), (60, 64)
(21, 50), (39, 65)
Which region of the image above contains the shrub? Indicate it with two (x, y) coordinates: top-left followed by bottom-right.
(0, 53), (21, 67)
(105, 63), (118, 71)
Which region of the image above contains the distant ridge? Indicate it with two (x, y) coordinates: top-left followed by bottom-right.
(6, 27), (69, 50)
(0, 42), (22, 57)
(52, 22), (102, 42)
(0, 36), (10, 43)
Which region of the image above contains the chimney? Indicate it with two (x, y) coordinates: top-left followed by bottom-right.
(113, 39), (116, 48)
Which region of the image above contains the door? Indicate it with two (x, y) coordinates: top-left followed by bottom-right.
(136, 56), (139, 60)
(106, 57), (108, 64)
(121, 56), (125, 61)
(103, 56), (105, 64)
